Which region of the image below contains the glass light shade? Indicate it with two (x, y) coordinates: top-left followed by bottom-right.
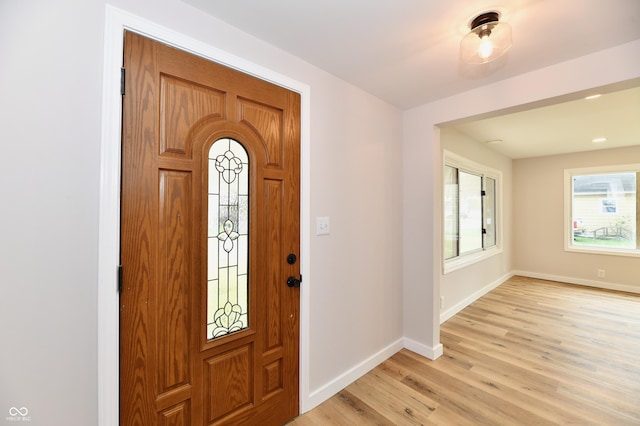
(460, 21), (512, 64)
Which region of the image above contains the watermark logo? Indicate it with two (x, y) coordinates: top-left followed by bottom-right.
(6, 407), (31, 422)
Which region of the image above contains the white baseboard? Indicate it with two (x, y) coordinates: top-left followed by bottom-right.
(403, 337), (443, 360)
(303, 338), (404, 413)
(303, 337), (445, 413)
(440, 272), (513, 324)
(512, 270), (640, 294)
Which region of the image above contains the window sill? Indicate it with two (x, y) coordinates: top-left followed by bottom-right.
(443, 247), (502, 275)
(565, 245), (640, 258)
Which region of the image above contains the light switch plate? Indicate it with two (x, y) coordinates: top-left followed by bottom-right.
(316, 216), (330, 236)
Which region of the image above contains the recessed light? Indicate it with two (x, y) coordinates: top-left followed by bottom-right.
(592, 137), (607, 143)
(585, 94), (602, 100)
(485, 139), (503, 145)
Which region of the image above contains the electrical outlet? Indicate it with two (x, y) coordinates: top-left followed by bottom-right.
(597, 269), (605, 278)
(440, 296), (445, 309)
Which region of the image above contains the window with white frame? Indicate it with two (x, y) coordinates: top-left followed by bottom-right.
(565, 165), (639, 256)
(444, 152), (501, 273)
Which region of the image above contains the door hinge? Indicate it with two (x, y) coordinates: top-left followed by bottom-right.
(117, 264), (123, 293)
(482, 228), (487, 234)
(120, 67), (126, 96)
(481, 190), (486, 196)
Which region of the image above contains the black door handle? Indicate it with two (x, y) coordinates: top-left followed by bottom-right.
(287, 276), (301, 288)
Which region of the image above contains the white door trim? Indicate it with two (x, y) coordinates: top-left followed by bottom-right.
(98, 5), (312, 424)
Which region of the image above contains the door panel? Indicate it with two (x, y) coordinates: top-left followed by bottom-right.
(157, 169), (191, 392)
(120, 31), (300, 425)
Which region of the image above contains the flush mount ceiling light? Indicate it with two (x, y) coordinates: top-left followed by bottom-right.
(460, 11), (512, 64)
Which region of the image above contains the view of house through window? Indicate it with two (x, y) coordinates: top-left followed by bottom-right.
(570, 170), (638, 252)
(444, 155), (499, 266)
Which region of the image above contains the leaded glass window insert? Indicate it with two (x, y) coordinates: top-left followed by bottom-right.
(207, 138), (250, 340)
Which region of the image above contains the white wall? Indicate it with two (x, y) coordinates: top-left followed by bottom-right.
(403, 39), (640, 355)
(1, 1), (103, 424)
(439, 128), (513, 322)
(513, 146), (640, 291)
(0, 0), (403, 423)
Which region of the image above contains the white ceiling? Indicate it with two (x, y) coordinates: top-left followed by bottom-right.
(183, 0), (640, 158)
(448, 85), (640, 159)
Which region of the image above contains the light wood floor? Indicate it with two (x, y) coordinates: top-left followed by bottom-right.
(289, 276), (640, 425)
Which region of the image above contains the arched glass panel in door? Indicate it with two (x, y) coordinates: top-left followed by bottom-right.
(207, 138), (249, 340)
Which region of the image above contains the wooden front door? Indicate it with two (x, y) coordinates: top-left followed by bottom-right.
(120, 32), (301, 425)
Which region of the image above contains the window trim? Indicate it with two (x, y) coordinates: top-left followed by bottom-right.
(564, 164), (640, 258)
(443, 151), (503, 274)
